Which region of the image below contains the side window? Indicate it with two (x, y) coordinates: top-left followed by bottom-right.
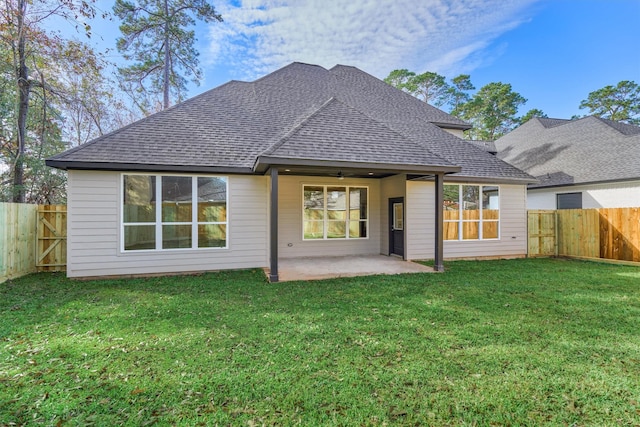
(122, 174), (228, 251)
(557, 192), (582, 209)
(443, 184), (500, 240)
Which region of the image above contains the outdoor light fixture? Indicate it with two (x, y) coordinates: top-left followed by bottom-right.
(337, 171), (345, 180)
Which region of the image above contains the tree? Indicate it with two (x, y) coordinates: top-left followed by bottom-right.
(447, 74), (474, 117)
(0, 0), (99, 202)
(383, 69), (415, 91)
(518, 108), (547, 125)
(459, 82), (526, 140)
(579, 80), (640, 124)
(384, 69), (451, 106)
(52, 41), (134, 147)
(114, 0), (223, 111)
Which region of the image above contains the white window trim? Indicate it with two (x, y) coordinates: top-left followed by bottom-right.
(120, 173), (229, 252)
(444, 183), (500, 241)
(302, 184), (370, 241)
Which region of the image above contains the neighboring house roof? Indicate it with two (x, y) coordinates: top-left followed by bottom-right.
(48, 62), (532, 183)
(494, 116), (640, 188)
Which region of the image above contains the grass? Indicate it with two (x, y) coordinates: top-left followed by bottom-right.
(1, 258), (639, 426)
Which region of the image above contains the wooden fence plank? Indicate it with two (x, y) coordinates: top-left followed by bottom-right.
(528, 207), (639, 263)
(599, 207), (640, 262)
(0, 203), (38, 283)
(557, 209), (600, 258)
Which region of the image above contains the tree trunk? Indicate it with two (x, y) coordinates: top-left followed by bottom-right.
(162, 0), (170, 109)
(13, 0), (29, 203)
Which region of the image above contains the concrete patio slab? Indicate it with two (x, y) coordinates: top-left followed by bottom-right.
(270, 254), (435, 282)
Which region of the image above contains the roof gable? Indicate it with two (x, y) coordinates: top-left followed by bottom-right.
(264, 98), (454, 168)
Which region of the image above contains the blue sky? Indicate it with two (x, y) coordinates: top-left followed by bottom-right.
(88, 0), (640, 119)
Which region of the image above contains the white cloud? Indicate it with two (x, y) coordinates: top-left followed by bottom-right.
(206, 0), (540, 81)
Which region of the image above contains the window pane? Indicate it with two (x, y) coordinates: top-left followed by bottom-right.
(483, 222), (499, 239)
(198, 224), (226, 248)
(443, 185), (460, 220)
(393, 203), (404, 230)
(124, 225), (155, 250)
(304, 221), (324, 239)
(162, 176), (192, 222)
(304, 186), (325, 220)
(198, 177), (227, 222)
(327, 221), (346, 238)
(349, 188), (367, 220)
(462, 185), (479, 220)
(162, 224), (192, 249)
(482, 186), (499, 209)
(463, 221), (479, 240)
(349, 221), (367, 238)
(444, 222), (459, 240)
(327, 187), (346, 220)
(123, 175), (156, 223)
(557, 192), (582, 210)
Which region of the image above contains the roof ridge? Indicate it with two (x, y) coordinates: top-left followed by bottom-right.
(535, 117), (571, 128)
(252, 62), (329, 85)
(329, 65), (470, 128)
(259, 97), (338, 159)
(591, 115), (640, 135)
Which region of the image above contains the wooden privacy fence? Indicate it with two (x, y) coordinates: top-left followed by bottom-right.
(0, 203), (66, 282)
(528, 208), (640, 263)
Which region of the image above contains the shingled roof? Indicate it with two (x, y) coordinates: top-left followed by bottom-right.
(48, 62), (532, 182)
(494, 116), (640, 188)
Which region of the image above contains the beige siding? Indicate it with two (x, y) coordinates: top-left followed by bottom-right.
(441, 128), (465, 138)
(278, 175), (381, 258)
(406, 181), (527, 260)
(379, 174), (407, 255)
(67, 170), (269, 278)
(527, 180), (640, 209)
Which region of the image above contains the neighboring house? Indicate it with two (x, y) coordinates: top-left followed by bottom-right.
(495, 116), (640, 210)
(47, 62), (533, 280)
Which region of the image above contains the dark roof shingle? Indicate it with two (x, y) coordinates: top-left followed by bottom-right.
(48, 62), (533, 182)
(494, 116), (640, 187)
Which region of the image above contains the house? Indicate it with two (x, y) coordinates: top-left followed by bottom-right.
(46, 62), (533, 280)
(494, 116), (640, 210)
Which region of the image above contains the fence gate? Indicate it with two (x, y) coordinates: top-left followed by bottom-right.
(527, 210), (556, 257)
(37, 205), (67, 272)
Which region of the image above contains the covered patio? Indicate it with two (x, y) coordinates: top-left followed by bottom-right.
(267, 254), (435, 282)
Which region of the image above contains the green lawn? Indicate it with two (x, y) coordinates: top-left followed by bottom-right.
(1, 258), (639, 426)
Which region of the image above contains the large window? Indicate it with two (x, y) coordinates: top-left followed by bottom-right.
(122, 174), (227, 251)
(303, 185), (368, 240)
(443, 184), (499, 240)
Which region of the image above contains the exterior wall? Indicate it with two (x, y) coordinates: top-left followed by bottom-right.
(67, 170), (269, 278)
(278, 175), (381, 258)
(441, 128), (465, 138)
(379, 174), (407, 255)
(527, 180), (640, 209)
(406, 181), (528, 260)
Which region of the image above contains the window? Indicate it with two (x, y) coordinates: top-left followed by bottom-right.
(303, 185), (368, 240)
(557, 192), (582, 209)
(443, 184), (499, 240)
(122, 174), (227, 251)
